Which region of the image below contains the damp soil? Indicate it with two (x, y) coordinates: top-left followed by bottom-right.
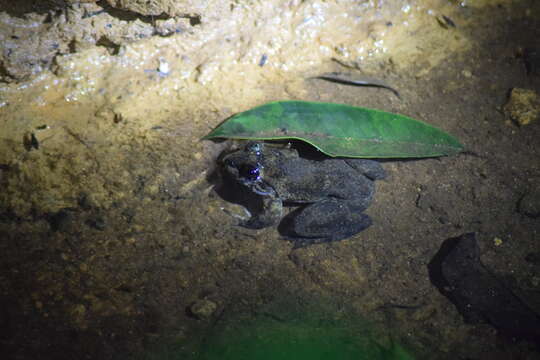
(1, 1), (540, 359)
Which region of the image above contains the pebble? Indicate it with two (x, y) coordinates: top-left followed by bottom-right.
(189, 299), (217, 319)
(158, 58), (170, 75)
(503, 88), (540, 126)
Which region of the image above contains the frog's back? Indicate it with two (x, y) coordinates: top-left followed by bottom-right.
(343, 158), (386, 180)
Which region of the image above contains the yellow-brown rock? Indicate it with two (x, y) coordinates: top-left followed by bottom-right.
(503, 88), (540, 126)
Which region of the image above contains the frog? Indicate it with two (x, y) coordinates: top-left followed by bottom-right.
(220, 141), (386, 248)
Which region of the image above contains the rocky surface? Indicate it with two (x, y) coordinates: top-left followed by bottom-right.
(105, 0), (213, 18)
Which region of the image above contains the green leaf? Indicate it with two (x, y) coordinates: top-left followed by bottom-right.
(203, 100), (463, 158)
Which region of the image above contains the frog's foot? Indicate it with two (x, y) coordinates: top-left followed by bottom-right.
(280, 199), (372, 248)
(221, 203), (252, 222)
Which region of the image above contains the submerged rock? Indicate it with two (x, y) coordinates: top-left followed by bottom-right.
(428, 233), (540, 345)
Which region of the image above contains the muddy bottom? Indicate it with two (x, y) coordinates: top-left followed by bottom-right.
(1, 1), (540, 359)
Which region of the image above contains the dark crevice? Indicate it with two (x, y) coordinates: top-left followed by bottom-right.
(67, 39), (77, 54)
(96, 0), (172, 23)
(0, 0), (66, 17)
(96, 36), (121, 55)
(189, 14), (202, 26)
(95, 0), (201, 28)
(0, 60), (15, 81)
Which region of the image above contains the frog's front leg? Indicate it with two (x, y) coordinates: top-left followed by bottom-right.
(241, 190), (283, 229)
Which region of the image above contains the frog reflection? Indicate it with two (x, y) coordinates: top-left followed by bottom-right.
(221, 142), (386, 247)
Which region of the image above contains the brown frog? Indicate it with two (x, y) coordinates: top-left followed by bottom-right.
(221, 142), (386, 247)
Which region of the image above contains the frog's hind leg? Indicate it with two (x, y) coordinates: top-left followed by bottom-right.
(280, 199), (372, 248)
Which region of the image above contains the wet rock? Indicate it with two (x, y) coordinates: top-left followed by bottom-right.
(518, 188), (540, 218)
(105, 0), (217, 18)
(188, 299), (216, 319)
(0, 2), (159, 82)
(0, 12), (64, 82)
(503, 88), (540, 126)
(105, 0), (166, 16)
(428, 233), (540, 345)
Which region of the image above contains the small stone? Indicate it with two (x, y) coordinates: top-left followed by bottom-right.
(155, 19), (183, 36)
(158, 58), (170, 75)
(105, 0), (214, 17)
(461, 69), (472, 78)
(189, 299), (217, 319)
(503, 88), (540, 126)
(518, 189), (540, 218)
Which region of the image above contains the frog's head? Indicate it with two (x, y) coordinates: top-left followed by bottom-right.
(222, 142), (275, 196)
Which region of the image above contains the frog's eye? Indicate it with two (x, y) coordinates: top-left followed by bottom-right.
(238, 164), (260, 182)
